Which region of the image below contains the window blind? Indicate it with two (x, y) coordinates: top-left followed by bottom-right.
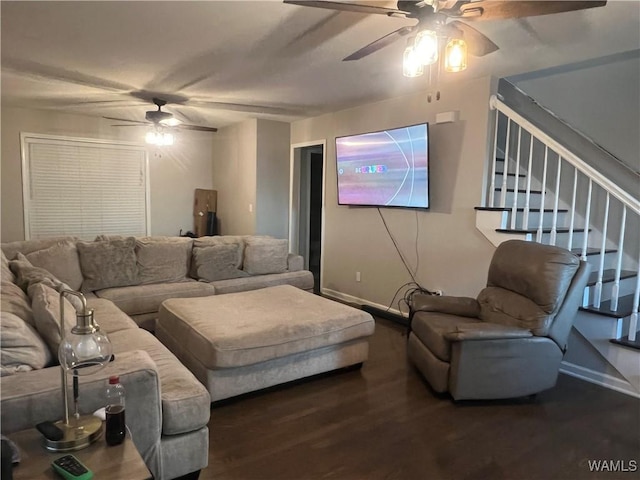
(22, 134), (149, 240)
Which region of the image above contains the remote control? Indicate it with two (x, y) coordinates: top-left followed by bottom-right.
(36, 421), (64, 441)
(51, 454), (93, 480)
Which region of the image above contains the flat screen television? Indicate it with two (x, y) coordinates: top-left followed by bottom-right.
(335, 123), (429, 209)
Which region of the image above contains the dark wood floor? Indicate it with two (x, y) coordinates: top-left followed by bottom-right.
(202, 319), (640, 480)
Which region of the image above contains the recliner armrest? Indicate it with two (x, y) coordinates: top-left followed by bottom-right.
(411, 294), (480, 318)
(444, 322), (534, 341)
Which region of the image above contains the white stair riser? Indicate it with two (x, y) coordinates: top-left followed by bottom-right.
(493, 191), (544, 209)
(538, 231), (586, 249)
(494, 173), (524, 190)
(507, 210), (570, 230)
(581, 251), (623, 271)
(582, 276), (638, 307)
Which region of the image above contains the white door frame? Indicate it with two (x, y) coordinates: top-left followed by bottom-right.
(289, 139), (326, 292)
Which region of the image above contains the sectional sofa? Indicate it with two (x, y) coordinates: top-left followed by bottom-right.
(0, 234), (314, 479)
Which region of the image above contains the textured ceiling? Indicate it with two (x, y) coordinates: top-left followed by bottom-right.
(2, 1), (639, 131)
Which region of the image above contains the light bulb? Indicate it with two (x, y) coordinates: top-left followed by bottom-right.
(445, 38), (467, 72)
(403, 44), (424, 78)
(145, 131), (159, 145)
(414, 29), (438, 66)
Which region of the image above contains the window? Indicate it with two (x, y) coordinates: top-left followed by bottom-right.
(21, 133), (149, 240)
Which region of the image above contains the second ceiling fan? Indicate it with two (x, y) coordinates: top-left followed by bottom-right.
(106, 97), (219, 133)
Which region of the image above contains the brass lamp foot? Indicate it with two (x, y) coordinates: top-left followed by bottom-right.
(44, 416), (103, 452)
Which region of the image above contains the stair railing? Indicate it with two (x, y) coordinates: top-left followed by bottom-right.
(489, 95), (640, 342)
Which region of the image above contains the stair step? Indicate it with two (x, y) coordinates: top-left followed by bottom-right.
(610, 335), (640, 351)
(580, 294), (637, 318)
(586, 269), (636, 286)
(494, 188), (543, 194)
(495, 172), (526, 178)
(571, 247), (618, 257)
(475, 207), (569, 213)
(496, 227), (587, 234)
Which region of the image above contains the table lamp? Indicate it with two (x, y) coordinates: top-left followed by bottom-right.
(45, 289), (112, 452)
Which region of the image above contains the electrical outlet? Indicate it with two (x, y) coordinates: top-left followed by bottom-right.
(434, 289), (443, 296)
(249, 203), (253, 213)
(356, 271), (361, 282)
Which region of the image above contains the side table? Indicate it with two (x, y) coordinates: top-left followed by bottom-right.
(7, 425), (151, 480)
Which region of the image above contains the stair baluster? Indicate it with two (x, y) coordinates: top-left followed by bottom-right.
(611, 206), (627, 312)
(593, 192), (610, 308)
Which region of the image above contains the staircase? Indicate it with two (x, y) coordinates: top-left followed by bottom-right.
(476, 80), (640, 396)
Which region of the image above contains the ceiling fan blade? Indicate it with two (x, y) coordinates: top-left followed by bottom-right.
(463, 1), (607, 20)
(110, 124), (146, 127)
(448, 21), (498, 57)
(284, 0), (409, 16)
(102, 116), (150, 125)
(343, 25), (415, 61)
(177, 124), (218, 133)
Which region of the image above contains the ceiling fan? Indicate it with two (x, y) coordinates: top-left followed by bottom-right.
(105, 97), (218, 133)
(284, 1), (607, 71)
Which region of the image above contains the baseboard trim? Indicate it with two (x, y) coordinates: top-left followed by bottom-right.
(560, 361), (640, 399)
(321, 288), (407, 318)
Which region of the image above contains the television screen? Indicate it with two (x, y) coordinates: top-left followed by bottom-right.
(335, 123), (429, 209)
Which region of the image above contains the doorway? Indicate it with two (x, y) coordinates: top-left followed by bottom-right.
(289, 141), (325, 294)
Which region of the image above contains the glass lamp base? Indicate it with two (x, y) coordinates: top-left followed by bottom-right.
(44, 416), (103, 452)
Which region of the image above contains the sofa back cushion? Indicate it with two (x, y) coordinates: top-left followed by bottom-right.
(192, 244), (249, 282)
(193, 236), (246, 272)
(1, 281), (35, 327)
(1, 236), (78, 261)
(135, 237), (193, 285)
(25, 240), (83, 291)
(1, 250), (15, 283)
(1, 311), (53, 375)
(77, 237), (139, 291)
(28, 282), (78, 359)
(242, 237), (289, 275)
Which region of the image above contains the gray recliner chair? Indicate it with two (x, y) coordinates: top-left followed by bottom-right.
(408, 240), (590, 400)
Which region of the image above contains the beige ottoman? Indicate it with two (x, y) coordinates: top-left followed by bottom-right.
(156, 285), (375, 402)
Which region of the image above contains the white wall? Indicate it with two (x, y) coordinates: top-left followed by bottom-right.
(211, 119), (258, 235)
(291, 76), (498, 308)
(510, 51), (640, 173)
(256, 119), (291, 238)
(1, 106), (214, 242)
(211, 118), (290, 238)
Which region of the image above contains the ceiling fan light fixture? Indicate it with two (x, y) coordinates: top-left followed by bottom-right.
(145, 131), (174, 146)
(403, 41), (424, 78)
(414, 29), (438, 66)
(444, 38), (468, 72)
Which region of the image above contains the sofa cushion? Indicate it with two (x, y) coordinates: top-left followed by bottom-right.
(136, 237), (193, 285)
(28, 283), (78, 358)
(1, 281), (35, 327)
(25, 241), (83, 291)
(158, 285), (375, 368)
(9, 254), (83, 311)
(211, 270), (314, 295)
(86, 298), (139, 334)
(192, 244), (249, 282)
(1, 250), (15, 283)
(242, 237), (288, 275)
(192, 236), (246, 275)
(1, 236), (78, 261)
(77, 237), (139, 291)
(95, 281), (216, 317)
(1, 311), (52, 375)
(107, 328), (211, 435)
